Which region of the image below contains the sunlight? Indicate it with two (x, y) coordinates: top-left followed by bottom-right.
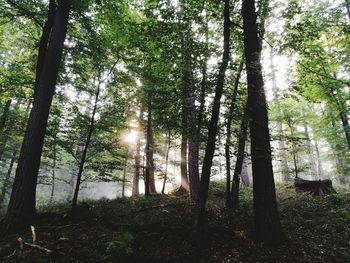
(122, 130), (138, 145)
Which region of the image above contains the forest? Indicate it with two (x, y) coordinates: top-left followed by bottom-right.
(0, 0), (349, 262)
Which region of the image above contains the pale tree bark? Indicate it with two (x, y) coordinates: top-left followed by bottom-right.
(225, 57), (244, 206)
(269, 48), (289, 181)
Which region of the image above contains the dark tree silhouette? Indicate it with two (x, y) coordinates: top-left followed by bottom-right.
(242, 0), (284, 243)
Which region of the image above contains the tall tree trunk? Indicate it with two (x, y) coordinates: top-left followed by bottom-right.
(49, 137), (57, 204)
(72, 80), (100, 211)
(0, 99), (12, 160)
(183, 67), (200, 201)
(314, 139), (323, 180)
(339, 110), (350, 151)
(0, 149), (17, 205)
(145, 94), (156, 195)
(3, 0), (70, 230)
(197, 0), (230, 229)
(179, 1), (199, 200)
(179, 115), (189, 193)
(34, 0), (57, 95)
(269, 48), (289, 181)
(225, 58), (244, 206)
(132, 111), (143, 196)
(161, 131), (171, 195)
(230, 103), (249, 209)
(0, 99), (11, 134)
(303, 124), (317, 179)
(288, 122), (299, 178)
(122, 151), (128, 198)
(242, 0), (284, 243)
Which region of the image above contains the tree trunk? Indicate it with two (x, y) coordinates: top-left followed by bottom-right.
(72, 79), (100, 211)
(122, 151), (128, 198)
(3, 0), (70, 230)
(225, 58), (244, 206)
(269, 48), (289, 181)
(49, 137), (57, 204)
(34, 0), (57, 95)
(162, 131), (171, 195)
(132, 111), (143, 196)
(183, 67), (200, 201)
(0, 149), (17, 205)
(339, 110), (350, 151)
(145, 94), (156, 195)
(179, 117), (189, 193)
(314, 139), (323, 180)
(303, 124), (318, 179)
(242, 0), (284, 243)
(288, 122), (299, 178)
(230, 104), (249, 209)
(197, 0), (230, 230)
(0, 99), (12, 160)
(179, 2), (199, 200)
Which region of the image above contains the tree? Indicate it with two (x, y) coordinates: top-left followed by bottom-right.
(197, 0), (230, 230)
(1, 0), (70, 230)
(241, 0), (284, 243)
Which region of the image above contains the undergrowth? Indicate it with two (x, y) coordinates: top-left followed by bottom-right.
(0, 182), (349, 262)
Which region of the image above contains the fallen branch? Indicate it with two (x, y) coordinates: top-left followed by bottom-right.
(18, 238), (52, 253)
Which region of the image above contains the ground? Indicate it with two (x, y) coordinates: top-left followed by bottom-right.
(0, 182), (350, 262)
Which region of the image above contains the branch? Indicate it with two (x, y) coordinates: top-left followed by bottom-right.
(5, 0), (43, 27)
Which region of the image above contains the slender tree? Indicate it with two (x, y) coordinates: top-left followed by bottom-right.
(225, 57), (244, 206)
(197, 0), (230, 229)
(72, 77), (101, 211)
(230, 103), (249, 209)
(132, 110), (143, 196)
(145, 93), (156, 195)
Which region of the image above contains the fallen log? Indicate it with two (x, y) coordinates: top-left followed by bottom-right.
(294, 178), (336, 196)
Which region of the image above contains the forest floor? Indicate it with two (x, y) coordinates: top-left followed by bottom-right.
(0, 182), (350, 263)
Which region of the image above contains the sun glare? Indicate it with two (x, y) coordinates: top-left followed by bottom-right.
(122, 130), (138, 144)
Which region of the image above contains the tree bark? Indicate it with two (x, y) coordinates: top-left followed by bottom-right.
(230, 104), (249, 209)
(0, 149), (17, 205)
(179, 116), (189, 193)
(179, 1), (199, 200)
(72, 79), (100, 211)
(3, 0), (70, 230)
(49, 135), (57, 204)
(122, 151), (128, 198)
(132, 111), (143, 196)
(161, 131), (171, 195)
(34, 0), (57, 95)
(269, 48), (289, 181)
(0, 99), (12, 160)
(183, 67), (200, 201)
(225, 58), (244, 206)
(145, 94), (156, 195)
(242, 0), (284, 243)
(288, 121), (299, 178)
(197, 0), (230, 230)
(303, 124), (318, 179)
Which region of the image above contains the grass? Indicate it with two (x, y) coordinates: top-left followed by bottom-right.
(0, 182), (350, 262)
